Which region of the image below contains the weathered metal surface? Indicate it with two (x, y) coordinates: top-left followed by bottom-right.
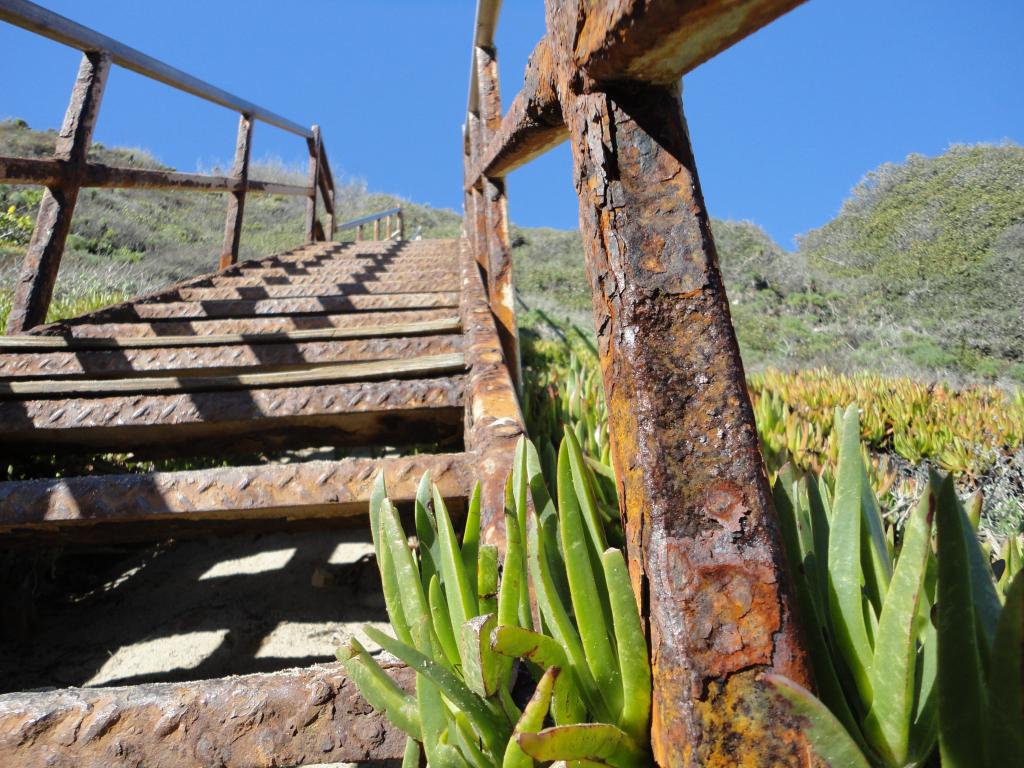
(304, 125), (322, 244)
(467, 0), (806, 187)
(0, 452), (470, 530)
(6, 51), (110, 334)
(0, 155), (312, 196)
(207, 267), (459, 287)
(0, 353), (465, 397)
(0, 662), (411, 768)
(460, 240), (525, 547)
(0, 320), (461, 350)
(474, 45), (523, 392)
(168, 278), (459, 301)
(576, 0), (808, 84)
(0, 334), (461, 379)
(220, 114), (254, 269)
(78, 292), (460, 322)
(466, 37), (566, 184)
(37, 309), (456, 338)
(0, 375), (465, 454)
(564, 81), (812, 765)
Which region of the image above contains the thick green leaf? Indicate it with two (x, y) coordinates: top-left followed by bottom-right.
(496, 505), (523, 630)
(601, 549), (650, 745)
(429, 574), (461, 668)
(503, 666), (558, 768)
(363, 624), (508, 755)
(557, 439), (621, 717)
(491, 624), (567, 670)
(415, 470), (439, 592)
(336, 638), (421, 738)
(478, 544), (499, 616)
(401, 736), (420, 768)
(863, 482), (934, 765)
(563, 427), (609, 555)
(452, 710), (491, 768)
(516, 723), (647, 768)
(859, 452), (892, 614)
(462, 482), (482, 593)
(827, 405), (875, 705)
(767, 675), (872, 768)
(772, 476), (867, 754)
(524, 439), (571, 612)
(461, 613), (500, 698)
(525, 495), (607, 721)
(416, 642), (469, 768)
(936, 475), (991, 768)
(380, 498), (430, 642)
(987, 570), (1024, 765)
(433, 484), (479, 632)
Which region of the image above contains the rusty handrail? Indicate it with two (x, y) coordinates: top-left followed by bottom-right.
(337, 207), (404, 242)
(462, 1), (815, 765)
(0, 0), (309, 137)
(0, 0), (336, 332)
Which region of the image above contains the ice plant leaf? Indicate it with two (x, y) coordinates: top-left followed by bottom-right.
(516, 723), (647, 768)
(557, 438), (622, 717)
(433, 484), (478, 632)
(864, 480), (934, 765)
(335, 638), (421, 738)
(601, 548), (650, 745)
(767, 675), (872, 768)
(986, 570), (1024, 765)
(936, 474), (992, 768)
(462, 482), (482, 593)
(502, 666), (558, 768)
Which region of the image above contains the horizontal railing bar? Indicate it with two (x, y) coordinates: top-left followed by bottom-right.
(0, 155), (311, 196)
(0, 0), (312, 137)
(335, 207), (402, 231)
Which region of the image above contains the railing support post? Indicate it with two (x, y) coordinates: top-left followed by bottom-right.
(219, 114), (253, 269)
(373, 218), (379, 240)
(397, 209), (405, 240)
(474, 45), (521, 392)
(304, 125), (321, 243)
(564, 82), (813, 765)
(6, 51), (111, 333)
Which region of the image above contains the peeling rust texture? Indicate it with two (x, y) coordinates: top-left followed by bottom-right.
(460, 239), (525, 548)
(0, 662), (412, 768)
(0, 375), (465, 455)
(564, 82), (812, 766)
(576, 0), (808, 85)
(0, 335), (462, 379)
(0, 452), (470, 531)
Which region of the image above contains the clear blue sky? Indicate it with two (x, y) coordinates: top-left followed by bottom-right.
(2, 1), (1022, 248)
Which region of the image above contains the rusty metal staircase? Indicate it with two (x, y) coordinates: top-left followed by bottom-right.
(0, 237), (507, 536)
(0, 0), (826, 766)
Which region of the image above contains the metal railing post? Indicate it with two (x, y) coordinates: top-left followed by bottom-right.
(474, 45), (521, 392)
(304, 124), (321, 243)
(6, 50), (111, 333)
(219, 113), (253, 269)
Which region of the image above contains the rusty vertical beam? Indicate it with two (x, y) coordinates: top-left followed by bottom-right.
(6, 51), (111, 334)
(304, 124), (321, 243)
(373, 217), (380, 240)
(397, 208), (405, 240)
(564, 82), (813, 766)
(459, 239), (524, 547)
(475, 45), (522, 392)
(356, 223), (363, 241)
(218, 114), (253, 269)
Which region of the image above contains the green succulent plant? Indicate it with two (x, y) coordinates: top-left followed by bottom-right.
(767, 404), (1024, 767)
(336, 431), (652, 768)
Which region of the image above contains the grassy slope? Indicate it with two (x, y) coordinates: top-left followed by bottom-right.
(2, 120), (1021, 385)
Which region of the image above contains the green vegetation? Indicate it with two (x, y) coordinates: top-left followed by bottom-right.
(338, 437), (650, 768)
(0, 119), (462, 328)
(513, 143), (1024, 383)
(768, 406), (1024, 767)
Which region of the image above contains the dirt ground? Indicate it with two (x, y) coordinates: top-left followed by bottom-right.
(0, 527), (391, 693)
